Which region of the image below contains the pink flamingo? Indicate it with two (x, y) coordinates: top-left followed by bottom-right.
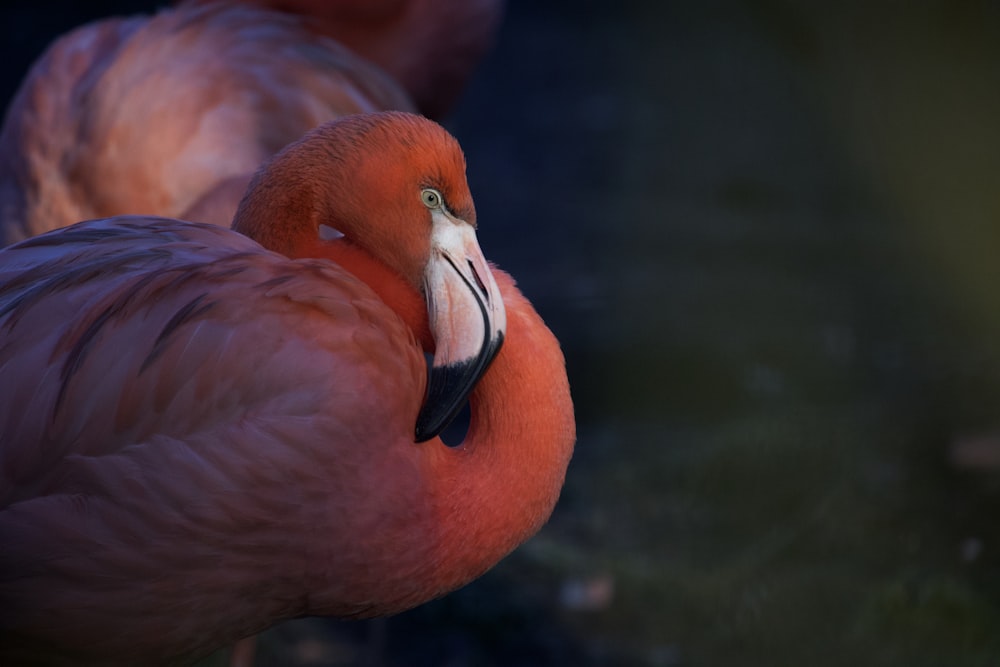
(0, 111), (574, 665)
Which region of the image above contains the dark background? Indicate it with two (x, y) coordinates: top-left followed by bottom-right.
(5, 1), (1000, 665)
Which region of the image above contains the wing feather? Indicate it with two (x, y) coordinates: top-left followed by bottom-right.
(0, 217), (425, 508)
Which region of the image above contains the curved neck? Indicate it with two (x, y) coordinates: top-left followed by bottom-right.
(289, 245), (574, 593)
(230, 155), (325, 258)
(425, 269), (576, 586)
(270, 237), (574, 601)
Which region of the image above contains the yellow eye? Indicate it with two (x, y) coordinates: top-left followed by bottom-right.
(421, 188), (442, 209)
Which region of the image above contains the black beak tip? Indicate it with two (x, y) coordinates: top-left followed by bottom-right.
(414, 361), (475, 442)
(413, 332), (504, 443)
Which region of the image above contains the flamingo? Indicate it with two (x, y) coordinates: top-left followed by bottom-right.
(0, 0), (504, 244)
(0, 111), (575, 664)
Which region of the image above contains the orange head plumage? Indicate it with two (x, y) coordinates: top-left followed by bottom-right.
(233, 111), (502, 440)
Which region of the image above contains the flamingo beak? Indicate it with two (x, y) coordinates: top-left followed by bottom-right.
(415, 209), (506, 442)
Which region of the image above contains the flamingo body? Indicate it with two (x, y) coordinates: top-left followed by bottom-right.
(0, 112), (575, 665)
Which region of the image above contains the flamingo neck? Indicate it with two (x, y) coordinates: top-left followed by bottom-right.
(425, 270), (576, 589)
(292, 256), (574, 605)
(259, 224), (575, 609)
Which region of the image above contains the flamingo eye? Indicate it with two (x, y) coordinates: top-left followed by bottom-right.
(421, 188), (443, 209)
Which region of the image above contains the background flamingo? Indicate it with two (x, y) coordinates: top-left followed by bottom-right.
(0, 111), (575, 665)
(0, 0), (503, 244)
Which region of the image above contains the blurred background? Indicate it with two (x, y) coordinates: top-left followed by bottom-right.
(4, 1), (1000, 665)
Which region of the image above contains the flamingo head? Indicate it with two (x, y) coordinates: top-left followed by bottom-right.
(232, 111), (506, 442)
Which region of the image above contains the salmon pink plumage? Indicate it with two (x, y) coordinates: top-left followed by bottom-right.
(0, 111), (574, 665)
